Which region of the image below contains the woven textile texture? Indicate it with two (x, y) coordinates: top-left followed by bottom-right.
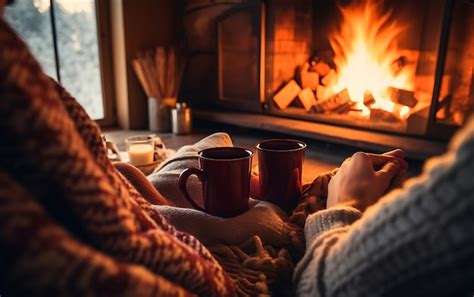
(0, 19), (235, 297)
(294, 118), (474, 296)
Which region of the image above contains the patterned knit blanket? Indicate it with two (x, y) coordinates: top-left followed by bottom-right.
(206, 174), (335, 296)
(0, 19), (334, 296)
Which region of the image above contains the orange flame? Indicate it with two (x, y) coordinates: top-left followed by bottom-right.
(329, 0), (412, 119)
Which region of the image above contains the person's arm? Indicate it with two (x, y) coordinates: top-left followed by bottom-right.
(114, 162), (172, 206)
(294, 121), (474, 297)
(0, 173), (191, 297)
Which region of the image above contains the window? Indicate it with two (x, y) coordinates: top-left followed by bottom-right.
(5, 0), (113, 123)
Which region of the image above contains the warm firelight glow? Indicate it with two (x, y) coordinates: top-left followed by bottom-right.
(329, 0), (413, 119)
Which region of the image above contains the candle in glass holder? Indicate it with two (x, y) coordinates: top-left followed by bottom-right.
(125, 136), (155, 166)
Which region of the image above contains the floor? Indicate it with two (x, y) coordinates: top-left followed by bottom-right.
(103, 124), (359, 184)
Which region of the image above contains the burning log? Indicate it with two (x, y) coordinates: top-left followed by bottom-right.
(321, 69), (337, 87)
(370, 108), (399, 122)
(273, 80), (301, 109)
(334, 102), (352, 114)
(310, 88), (351, 113)
(298, 88), (317, 111)
(387, 87), (418, 108)
(316, 85), (335, 101)
(310, 58), (331, 77)
(372, 99), (411, 121)
(300, 62), (319, 91)
(363, 91), (375, 105)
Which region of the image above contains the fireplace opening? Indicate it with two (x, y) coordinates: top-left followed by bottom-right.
(182, 0), (474, 158)
(184, 0), (474, 156)
(263, 0), (474, 138)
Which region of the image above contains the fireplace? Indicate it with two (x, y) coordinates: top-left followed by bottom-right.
(186, 0), (474, 156)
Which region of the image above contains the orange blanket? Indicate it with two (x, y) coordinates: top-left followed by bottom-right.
(0, 19), (233, 296)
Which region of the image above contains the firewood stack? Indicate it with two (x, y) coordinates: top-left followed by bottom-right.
(273, 57), (350, 114)
(272, 56), (419, 122)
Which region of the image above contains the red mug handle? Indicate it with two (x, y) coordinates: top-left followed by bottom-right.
(178, 167), (207, 212)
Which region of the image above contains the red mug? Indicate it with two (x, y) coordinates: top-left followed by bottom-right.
(256, 139), (306, 212)
(178, 147), (253, 217)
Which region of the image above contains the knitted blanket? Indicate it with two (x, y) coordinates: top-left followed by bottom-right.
(0, 19), (333, 296)
(207, 172), (336, 296)
(0, 19), (233, 296)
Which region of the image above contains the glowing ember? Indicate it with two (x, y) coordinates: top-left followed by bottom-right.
(329, 0), (413, 119)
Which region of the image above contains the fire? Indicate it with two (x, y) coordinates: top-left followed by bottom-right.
(329, 0), (413, 119)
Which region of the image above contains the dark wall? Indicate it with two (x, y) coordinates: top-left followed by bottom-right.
(180, 0), (243, 107)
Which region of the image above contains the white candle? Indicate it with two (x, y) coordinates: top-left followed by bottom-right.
(128, 144), (154, 165)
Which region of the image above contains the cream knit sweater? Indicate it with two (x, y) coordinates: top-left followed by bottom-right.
(294, 117), (474, 297)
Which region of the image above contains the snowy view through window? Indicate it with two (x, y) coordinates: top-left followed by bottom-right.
(6, 0), (105, 119)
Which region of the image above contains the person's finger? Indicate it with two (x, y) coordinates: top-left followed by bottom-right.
(383, 149), (406, 159)
(383, 149), (408, 170)
(350, 152), (375, 174)
(289, 212), (307, 227)
(351, 152), (370, 163)
(376, 160), (401, 187)
(390, 168), (408, 189)
(366, 153), (408, 169)
(340, 156), (352, 168)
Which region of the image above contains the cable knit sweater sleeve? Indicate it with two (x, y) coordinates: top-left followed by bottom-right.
(294, 117), (474, 297)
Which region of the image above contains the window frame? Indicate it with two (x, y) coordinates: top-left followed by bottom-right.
(5, 0), (117, 126)
(94, 0), (116, 127)
(48, 0), (116, 126)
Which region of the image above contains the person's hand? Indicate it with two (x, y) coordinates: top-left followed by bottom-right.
(327, 149), (408, 211)
(156, 200), (304, 250)
(384, 150), (408, 190)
